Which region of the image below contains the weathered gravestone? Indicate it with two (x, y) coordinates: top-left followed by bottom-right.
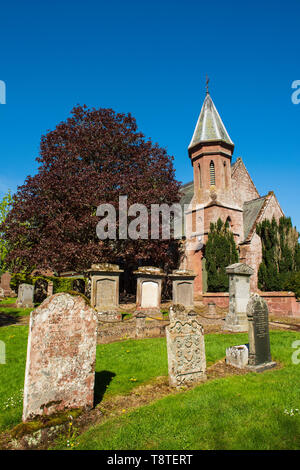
(22, 293), (97, 422)
(166, 305), (206, 387)
(226, 344), (249, 369)
(169, 269), (195, 308)
(87, 264), (123, 311)
(223, 263), (254, 332)
(226, 294), (276, 372)
(0, 272), (15, 297)
(17, 283), (34, 308)
(246, 293), (277, 372)
(134, 267), (166, 312)
(135, 312), (146, 338)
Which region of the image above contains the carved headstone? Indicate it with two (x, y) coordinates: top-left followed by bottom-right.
(166, 309), (206, 387)
(246, 293), (276, 372)
(134, 267), (166, 313)
(0, 287), (4, 298)
(22, 293), (97, 422)
(17, 283), (34, 308)
(87, 264), (123, 311)
(223, 263), (254, 332)
(169, 270), (195, 308)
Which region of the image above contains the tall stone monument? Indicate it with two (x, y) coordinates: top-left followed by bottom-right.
(169, 269), (195, 308)
(87, 264), (123, 311)
(223, 263), (254, 332)
(246, 293), (276, 372)
(134, 267), (166, 312)
(166, 306), (206, 387)
(22, 293), (98, 422)
(17, 283), (34, 308)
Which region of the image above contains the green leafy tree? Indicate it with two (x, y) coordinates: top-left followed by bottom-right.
(0, 190), (12, 272)
(205, 218), (239, 292)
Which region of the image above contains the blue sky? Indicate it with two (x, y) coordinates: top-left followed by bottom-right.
(0, 0), (299, 228)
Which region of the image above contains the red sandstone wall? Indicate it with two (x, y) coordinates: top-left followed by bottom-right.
(239, 233), (262, 291)
(231, 159), (259, 207)
(202, 291), (300, 317)
(240, 194), (284, 291)
(202, 293), (229, 308)
(203, 205), (244, 244)
(261, 194), (284, 224)
(260, 292), (300, 317)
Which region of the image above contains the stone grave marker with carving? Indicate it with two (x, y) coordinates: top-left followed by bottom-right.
(22, 293), (97, 422)
(166, 306), (206, 387)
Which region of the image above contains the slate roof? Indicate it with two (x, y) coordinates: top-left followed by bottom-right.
(179, 181), (194, 211)
(243, 196), (267, 241)
(188, 94), (234, 150)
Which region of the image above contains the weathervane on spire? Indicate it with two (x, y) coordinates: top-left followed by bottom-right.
(206, 75), (210, 95)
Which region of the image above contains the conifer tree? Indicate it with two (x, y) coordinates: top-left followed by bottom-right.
(205, 218), (239, 292)
(256, 216), (300, 291)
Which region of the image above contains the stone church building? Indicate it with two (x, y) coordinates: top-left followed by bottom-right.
(180, 91), (284, 297)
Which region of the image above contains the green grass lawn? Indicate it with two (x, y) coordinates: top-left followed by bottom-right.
(0, 325), (299, 449)
(0, 298), (16, 305)
(72, 331), (300, 451)
(0, 297), (32, 321)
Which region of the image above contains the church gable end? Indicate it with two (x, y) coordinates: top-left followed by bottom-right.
(231, 157), (260, 207)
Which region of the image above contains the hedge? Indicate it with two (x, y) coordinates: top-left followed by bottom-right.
(10, 273), (87, 296)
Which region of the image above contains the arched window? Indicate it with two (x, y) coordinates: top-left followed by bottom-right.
(223, 161), (228, 188)
(210, 161), (215, 186)
(198, 163), (202, 188)
(226, 216), (232, 229)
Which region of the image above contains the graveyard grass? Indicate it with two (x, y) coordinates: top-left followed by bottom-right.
(0, 326), (300, 450)
(0, 297), (32, 322)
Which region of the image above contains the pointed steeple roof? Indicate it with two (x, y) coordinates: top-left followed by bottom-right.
(188, 93), (233, 150)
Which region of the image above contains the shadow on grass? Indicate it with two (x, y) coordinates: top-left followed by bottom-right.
(93, 370), (116, 407)
(0, 311), (20, 326)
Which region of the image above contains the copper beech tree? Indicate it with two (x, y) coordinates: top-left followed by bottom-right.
(3, 106), (181, 274)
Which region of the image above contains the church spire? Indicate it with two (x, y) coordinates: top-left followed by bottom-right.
(188, 92), (233, 151)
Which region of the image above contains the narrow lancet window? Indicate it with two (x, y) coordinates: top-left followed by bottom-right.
(210, 161), (215, 186)
(198, 163), (202, 188)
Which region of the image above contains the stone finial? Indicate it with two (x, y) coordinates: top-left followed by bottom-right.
(225, 263), (254, 276)
(223, 262), (253, 332)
